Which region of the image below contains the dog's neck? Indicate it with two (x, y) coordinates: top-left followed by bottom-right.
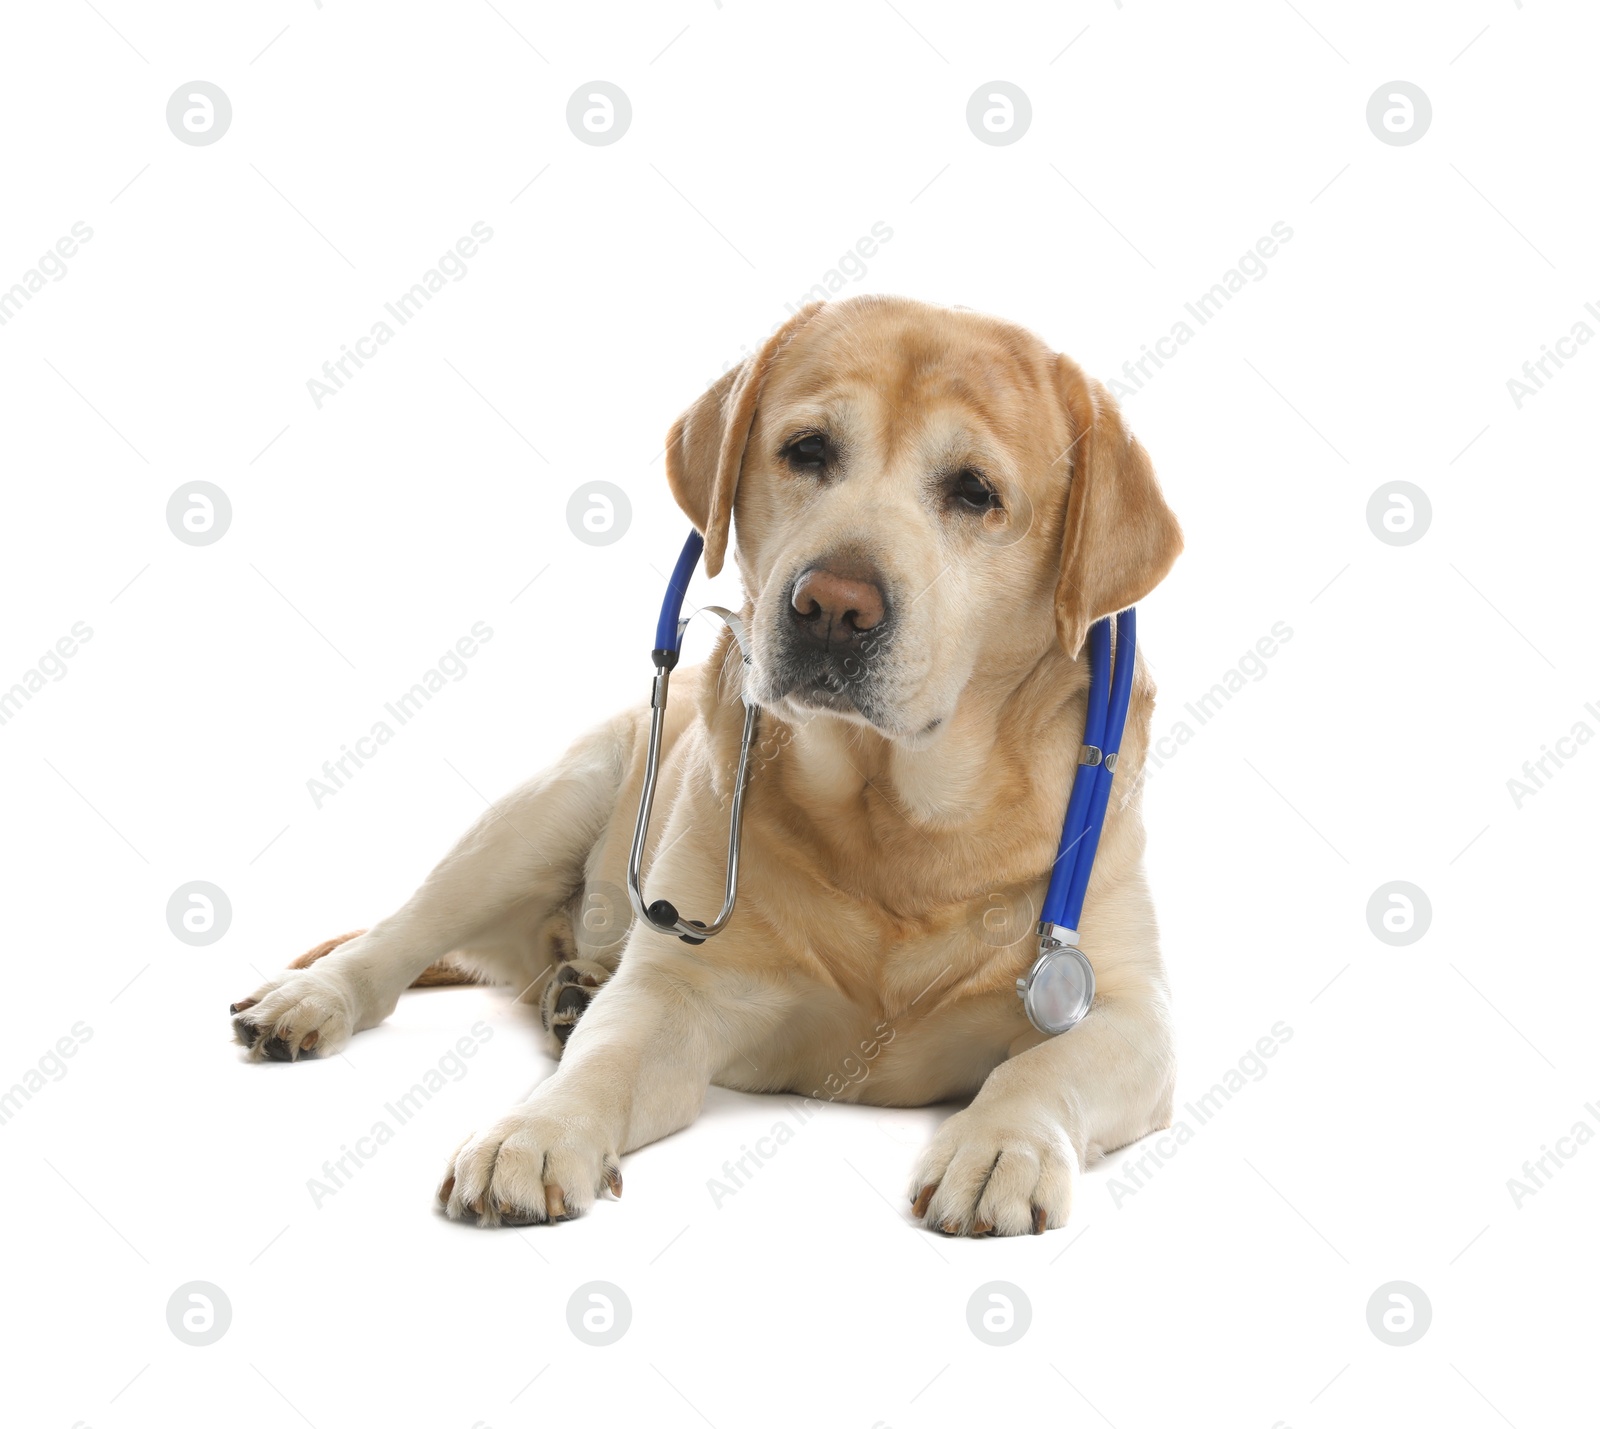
(776, 644), (1087, 824)
(723, 640), (1100, 919)
(694, 623), (1116, 912)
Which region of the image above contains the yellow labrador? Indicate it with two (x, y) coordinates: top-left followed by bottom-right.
(231, 295), (1183, 1236)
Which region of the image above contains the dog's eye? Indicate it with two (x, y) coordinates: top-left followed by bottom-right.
(951, 469), (1000, 511)
(781, 433), (829, 473)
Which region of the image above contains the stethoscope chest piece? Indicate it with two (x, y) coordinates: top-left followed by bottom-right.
(1017, 934), (1096, 1036)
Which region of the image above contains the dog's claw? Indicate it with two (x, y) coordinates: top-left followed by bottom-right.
(911, 1184), (936, 1218)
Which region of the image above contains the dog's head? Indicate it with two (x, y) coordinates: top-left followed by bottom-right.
(666, 296), (1181, 741)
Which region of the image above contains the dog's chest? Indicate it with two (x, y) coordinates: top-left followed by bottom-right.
(763, 920), (1034, 1105)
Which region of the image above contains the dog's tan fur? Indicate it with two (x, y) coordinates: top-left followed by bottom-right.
(286, 933), (478, 988)
(232, 295), (1182, 1236)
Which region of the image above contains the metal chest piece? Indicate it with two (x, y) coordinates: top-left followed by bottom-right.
(1016, 924), (1096, 1036)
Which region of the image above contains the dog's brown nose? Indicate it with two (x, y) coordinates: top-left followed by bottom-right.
(791, 565), (886, 641)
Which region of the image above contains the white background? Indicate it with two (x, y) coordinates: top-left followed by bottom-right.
(2, 1), (1596, 1426)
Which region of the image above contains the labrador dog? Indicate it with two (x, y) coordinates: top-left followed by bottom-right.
(231, 294), (1183, 1236)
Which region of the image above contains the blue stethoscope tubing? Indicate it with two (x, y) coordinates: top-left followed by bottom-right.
(1015, 606), (1136, 1035)
(1041, 607), (1137, 935)
(655, 529), (705, 658)
(629, 529), (1137, 1036)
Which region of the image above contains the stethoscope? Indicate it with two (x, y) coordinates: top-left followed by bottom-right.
(626, 529), (1137, 1037)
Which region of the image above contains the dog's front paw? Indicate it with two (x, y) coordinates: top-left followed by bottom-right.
(909, 1106), (1078, 1237)
(230, 969), (357, 1063)
(438, 1100), (622, 1228)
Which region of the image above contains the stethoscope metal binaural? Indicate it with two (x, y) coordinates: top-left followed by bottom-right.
(626, 529), (1138, 1036)
(626, 530), (758, 945)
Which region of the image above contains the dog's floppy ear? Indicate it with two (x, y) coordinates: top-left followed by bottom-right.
(664, 303), (822, 576)
(1051, 354), (1183, 657)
